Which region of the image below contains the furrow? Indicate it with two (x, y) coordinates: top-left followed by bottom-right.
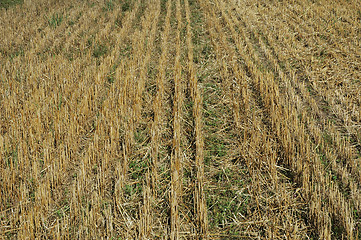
(170, 0), (183, 238)
(151, 0), (172, 192)
(184, 0), (208, 238)
(137, 0), (162, 238)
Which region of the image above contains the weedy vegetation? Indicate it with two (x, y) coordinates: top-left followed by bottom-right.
(0, 0), (23, 9)
(1, 0), (360, 238)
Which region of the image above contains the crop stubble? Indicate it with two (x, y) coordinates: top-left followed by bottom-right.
(1, 0), (360, 239)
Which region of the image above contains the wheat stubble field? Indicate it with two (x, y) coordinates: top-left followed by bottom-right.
(1, 0), (361, 239)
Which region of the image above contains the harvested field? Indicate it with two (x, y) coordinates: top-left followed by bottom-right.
(1, 0), (361, 239)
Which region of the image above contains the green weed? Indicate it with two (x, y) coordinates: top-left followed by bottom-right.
(103, 0), (114, 11)
(0, 0), (23, 9)
(93, 43), (108, 58)
(122, 0), (131, 12)
(48, 13), (63, 28)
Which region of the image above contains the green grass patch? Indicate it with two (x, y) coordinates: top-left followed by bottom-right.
(93, 43), (108, 58)
(4, 145), (18, 168)
(48, 13), (63, 28)
(207, 170), (248, 231)
(121, 0), (131, 12)
(104, 0), (114, 11)
(0, 0), (23, 9)
(205, 135), (227, 159)
(123, 182), (143, 199)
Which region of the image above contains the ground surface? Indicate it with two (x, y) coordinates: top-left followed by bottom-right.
(1, 0), (361, 239)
